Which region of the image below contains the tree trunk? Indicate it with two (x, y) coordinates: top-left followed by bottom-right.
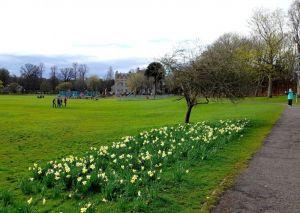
(185, 104), (193, 123)
(297, 75), (300, 99)
(153, 78), (156, 99)
(254, 78), (262, 97)
(297, 42), (300, 55)
(254, 88), (259, 97)
(254, 84), (259, 97)
(267, 75), (273, 98)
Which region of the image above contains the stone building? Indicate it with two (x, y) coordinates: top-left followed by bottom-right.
(112, 71), (130, 96)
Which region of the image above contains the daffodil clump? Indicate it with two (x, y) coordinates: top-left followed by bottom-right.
(26, 119), (248, 201)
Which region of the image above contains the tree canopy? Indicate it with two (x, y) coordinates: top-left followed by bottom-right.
(161, 35), (255, 123)
(145, 62), (165, 96)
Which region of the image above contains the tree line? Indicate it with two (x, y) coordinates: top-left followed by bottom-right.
(126, 3), (300, 122)
(1, 3), (300, 122)
(128, 4), (299, 98)
(0, 63), (115, 95)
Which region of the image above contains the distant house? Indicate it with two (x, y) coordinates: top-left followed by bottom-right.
(112, 71), (130, 96)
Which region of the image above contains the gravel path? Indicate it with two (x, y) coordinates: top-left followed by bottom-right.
(212, 107), (300, 213)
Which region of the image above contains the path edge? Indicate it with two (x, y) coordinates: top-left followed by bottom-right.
(199, 108), (286, 213)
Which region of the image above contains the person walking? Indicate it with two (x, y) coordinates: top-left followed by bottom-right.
(64, 97), (67, 107)
(57, 97), (61, 108)
(52, 98), (57, 108)
(286, 88), (295, 107)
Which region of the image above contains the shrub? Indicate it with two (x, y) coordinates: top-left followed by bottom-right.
(55, 82), (72, 91)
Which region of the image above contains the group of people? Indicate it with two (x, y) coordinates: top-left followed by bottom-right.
(50, 90), (295, 108)
(52, 97), (67, 108)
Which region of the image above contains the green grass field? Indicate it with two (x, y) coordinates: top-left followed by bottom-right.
(0, 95), (286, 212)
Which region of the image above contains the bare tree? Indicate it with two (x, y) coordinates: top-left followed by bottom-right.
(105, 66), (114, 80)
(87, 75), (102, 91)
(78, 64), (88, 79)
(72, 62), (78, 80)
(75, 64), (88, 91)
(50, 65), (57, 74)
(59, 67), (74, 82)
(127, 71), (149, 95)
(20, 63), (43, 91)
(289, 0), (300, 95)
(38, 63), (45, 78)
(289, 0), (300, 53)
(59, 68), (68, 82)
(161, 37), (254, 123)
(50, 65), (59, 92)
(249, 8), (287, 98)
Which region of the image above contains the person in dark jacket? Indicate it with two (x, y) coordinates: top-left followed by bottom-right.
(64, 97), (67, 107)
(57, 97), (61, 108)
(52, 98), (57, 108)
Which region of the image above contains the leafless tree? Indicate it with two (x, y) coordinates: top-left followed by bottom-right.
(105, 66), (114, 80)
(78, 64), (88, 80)
(50, 65), (57, 75)
(289, 0), (300, 95)
(127, 71), (150, 95)
(74, 64), (88, 91)
(20, 63), (43, 91)
(87, 75), (101, 91)
(59, 67), (74, 82)
(38, 63), (45, 78)
(161, 37), (254, 123)
(72, 62), (78, 80)
(289, 0), (300, 53)
(50, 65), (59, 91)
(249, 8), (288, 98)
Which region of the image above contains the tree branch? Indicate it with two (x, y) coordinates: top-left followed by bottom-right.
(196, 97), (209, 105)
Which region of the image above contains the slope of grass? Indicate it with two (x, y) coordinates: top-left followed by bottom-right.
(0, 95), (285, 211)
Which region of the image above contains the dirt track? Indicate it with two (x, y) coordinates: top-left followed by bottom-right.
(212, 107), (300, 213)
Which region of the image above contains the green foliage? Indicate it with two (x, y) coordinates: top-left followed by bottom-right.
(145, 62), (165, 81)
(7, 82), (21, 93)
(0, 80), (3, 91)
(172, 162), (187, 182)
(145, 62), (165, 95)
(55, 82), (73, 91)
(26, 119), (248, 205)
(0, 96), (285, 211)
(50, 185), (63, 199)
(0, 68), (10, 86)
(20, 179), (35, 195)
(20, 178), (43, 195)
(0, 189), (14, 207)
(162, 36), (256, 123)
(0, 189), (34, 213)
(249, 8), (293, 98)
(40, 80), (52, 93)
(126, 71), (151, 95)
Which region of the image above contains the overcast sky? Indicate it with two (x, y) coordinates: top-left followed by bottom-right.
(0, 0), (292, 77)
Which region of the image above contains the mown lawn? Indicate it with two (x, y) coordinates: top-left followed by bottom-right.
(0, 95), (286, 212)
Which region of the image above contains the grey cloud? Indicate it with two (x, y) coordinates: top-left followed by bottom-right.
(0, 54), (150, 78)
